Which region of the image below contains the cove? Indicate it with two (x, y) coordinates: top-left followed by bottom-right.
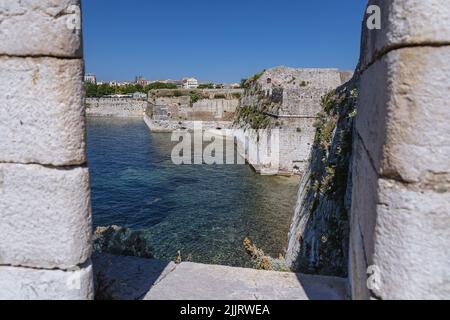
(86, 117), (299, 268)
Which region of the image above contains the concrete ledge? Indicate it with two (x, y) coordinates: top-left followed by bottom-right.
(0, 163), (92, 269)
(93, 254), (348, 300)
(0, 0), (83, 58)
(0, 263), (93, 300)
(0, 57), (86, 165)
(360, 0), (450, 70)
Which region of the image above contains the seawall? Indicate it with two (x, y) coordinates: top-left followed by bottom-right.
(145, 89), (242, 131)
(234, 67), (347, 176)
(86, 97), (147, 117)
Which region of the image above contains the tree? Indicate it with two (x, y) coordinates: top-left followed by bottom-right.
(145, 82), (177, 91)
(198, 83), (214, 89)
(85, 82), (98, 97)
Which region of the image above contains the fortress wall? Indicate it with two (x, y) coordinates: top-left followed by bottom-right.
(350, 0), (450, 299)
(237, 67), (344, 175)
(146, 89), (241, 131)
(0, 0), (93, 299)
(86, 98), (147, 117)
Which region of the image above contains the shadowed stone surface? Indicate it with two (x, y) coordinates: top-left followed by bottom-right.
(93, 254), (175, 300)
(92, 254), (348, 300)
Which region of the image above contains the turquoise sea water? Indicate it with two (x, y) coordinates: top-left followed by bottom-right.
(87, 117), (299, 267)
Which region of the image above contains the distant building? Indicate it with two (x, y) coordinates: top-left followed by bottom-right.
(109, 81), (119, 87)
(135, 76), (150, 87)
(174, 80), (184, 88)
(84, 73), (96, 84)
(182, 77), (199, 89)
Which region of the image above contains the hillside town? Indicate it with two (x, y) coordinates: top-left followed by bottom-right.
(84, 73), (241, 98)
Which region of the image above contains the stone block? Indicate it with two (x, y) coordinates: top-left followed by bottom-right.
(373, 179), (450, 299)
(0, 263), (93, 300)
(0, 57), (86, 166)
(0, 163), (92, 269)
(360, 0), (450, 69)
(356, 46), (450, 183)
(0, 0), (82, 57)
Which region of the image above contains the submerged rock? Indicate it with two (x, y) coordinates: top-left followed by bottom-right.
(93, 225), (154, 259)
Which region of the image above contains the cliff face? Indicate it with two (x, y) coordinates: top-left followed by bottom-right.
(285, 79), (358, 277)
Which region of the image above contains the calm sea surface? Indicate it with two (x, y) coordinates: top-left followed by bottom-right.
(87, 117), (299, 267)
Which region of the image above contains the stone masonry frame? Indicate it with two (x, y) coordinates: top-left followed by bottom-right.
(0, 0), (93, 299)
(0, 0), (448, 300)
(349, 0), (450, 300)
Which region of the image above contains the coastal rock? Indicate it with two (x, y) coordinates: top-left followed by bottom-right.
(93, 225), (154, 259)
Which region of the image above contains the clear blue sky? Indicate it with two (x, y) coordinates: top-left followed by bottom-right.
(82, 0), (367, 83)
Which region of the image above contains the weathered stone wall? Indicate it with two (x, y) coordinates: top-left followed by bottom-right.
(146, 89), (242, 131)
(86, 98), (147, 117)
(0, 0), (93, 299)
(350, 0), (450, 300)
(236, 67), (344, 175)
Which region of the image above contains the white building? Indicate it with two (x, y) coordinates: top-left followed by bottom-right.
(84, 73), (96, 84)
(182, 77), (199, 89)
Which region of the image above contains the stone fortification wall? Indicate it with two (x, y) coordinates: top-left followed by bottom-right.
(286, 0), (450, 300)
(86, 98), (147, 117)
(235, 67), (344, 175)
(145, 89), (242, 131)
(349, 0), (450, 300)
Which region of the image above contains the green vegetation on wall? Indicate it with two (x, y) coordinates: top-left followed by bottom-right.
(241, 69), (266, 89)
(293, 80), (358, 277)
(234, 105), (272, 130)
